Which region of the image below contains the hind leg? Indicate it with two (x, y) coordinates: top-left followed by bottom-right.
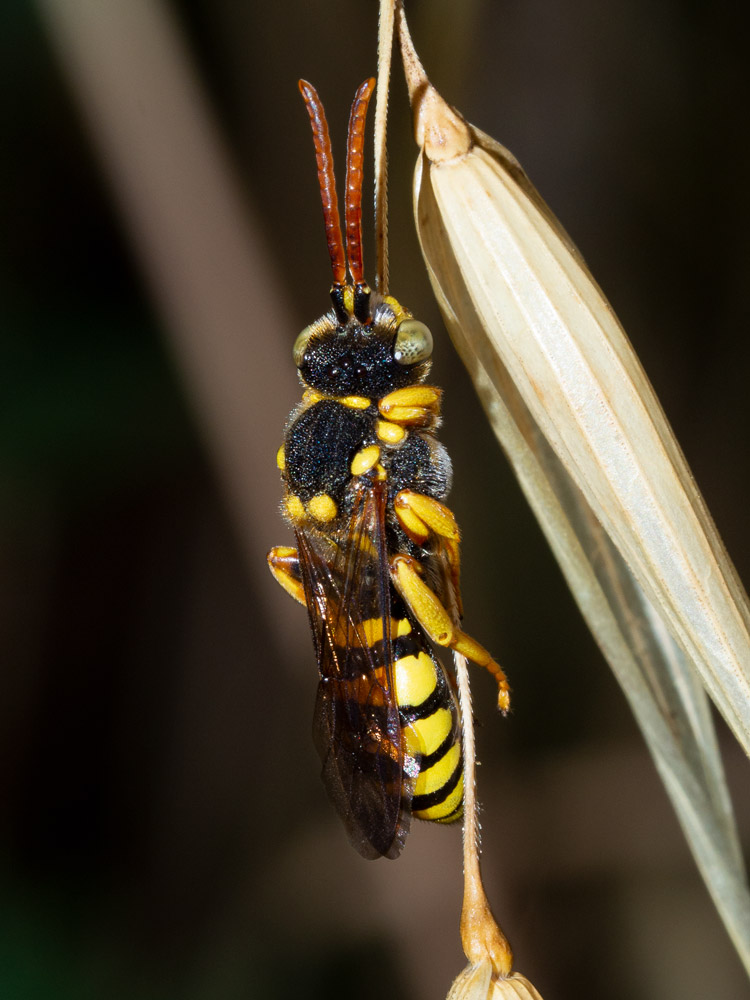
(390, 553), (510, 713)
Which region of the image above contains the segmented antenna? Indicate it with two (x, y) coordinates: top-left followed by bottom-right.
(345, 78), (376, 296)
(298, 80), (347, 305)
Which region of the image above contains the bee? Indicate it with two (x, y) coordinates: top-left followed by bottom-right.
(268, 78), (509, 859)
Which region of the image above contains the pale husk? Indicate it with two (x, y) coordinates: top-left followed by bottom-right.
(398, 7), (750, 974)
(418, 129), (750, 748)
(448, 962), (544, 1000)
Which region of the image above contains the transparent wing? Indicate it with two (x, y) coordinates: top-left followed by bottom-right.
(296, 480), (414, 859)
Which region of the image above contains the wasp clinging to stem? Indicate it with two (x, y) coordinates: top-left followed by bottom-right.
(268, 77), (509, 860)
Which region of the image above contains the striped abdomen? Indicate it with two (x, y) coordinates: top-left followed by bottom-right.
(391, 619), (464, 823)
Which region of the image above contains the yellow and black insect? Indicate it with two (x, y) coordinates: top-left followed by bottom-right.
(268, 78), (509, 860)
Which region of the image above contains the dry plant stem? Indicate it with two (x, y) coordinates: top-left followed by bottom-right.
(374, 0), (396, 292)
(454, 652), (513, 978)
(397, 6), (470, 162)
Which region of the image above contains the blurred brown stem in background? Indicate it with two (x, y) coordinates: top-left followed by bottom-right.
(36, 0), (301, 660)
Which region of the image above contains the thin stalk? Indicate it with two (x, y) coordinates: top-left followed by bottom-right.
(374, 0), (396, 292)
(454, 652), (513, 978)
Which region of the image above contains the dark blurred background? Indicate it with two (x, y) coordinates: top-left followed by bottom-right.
(2, 0), (749, 997)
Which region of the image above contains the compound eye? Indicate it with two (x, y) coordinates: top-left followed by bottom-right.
(394, 318), (433, 365)
(293, 325), (315, 368)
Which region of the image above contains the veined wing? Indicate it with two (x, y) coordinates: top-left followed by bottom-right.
(296, 479), (415, 859)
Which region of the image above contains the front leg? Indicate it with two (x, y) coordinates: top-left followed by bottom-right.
(378, 385), (442, 426)
(267, 546), (307, 607)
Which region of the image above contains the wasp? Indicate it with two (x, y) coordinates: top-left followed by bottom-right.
(268, 78), (509, 859)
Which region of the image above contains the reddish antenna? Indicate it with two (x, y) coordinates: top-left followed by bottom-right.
(345, 78), (375, 301)
(298, 80), (347, 302)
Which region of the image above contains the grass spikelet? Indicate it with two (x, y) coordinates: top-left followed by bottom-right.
(396, 0), (750, 975)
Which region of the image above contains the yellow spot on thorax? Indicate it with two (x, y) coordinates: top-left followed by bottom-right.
(276, 444), (285, 470)
(307, 493), (338, 522)
(299, 388), (370, 410)
(339, 395), (371, 410)
(376, 419), (406, 444)
(285, 495), (305, 521)
(350, 445), (381, 477)
(302, 388), (325, 406)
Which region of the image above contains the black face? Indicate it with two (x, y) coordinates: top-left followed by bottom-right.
(298, 320), (428, 398)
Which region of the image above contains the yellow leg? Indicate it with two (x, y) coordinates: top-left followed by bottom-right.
(393, 490), (459, 546)
(378, 385), (442, 425)
(267, 546), (307, 607)
(391, 554), (510, 714)
(393, 490), (463, 616)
